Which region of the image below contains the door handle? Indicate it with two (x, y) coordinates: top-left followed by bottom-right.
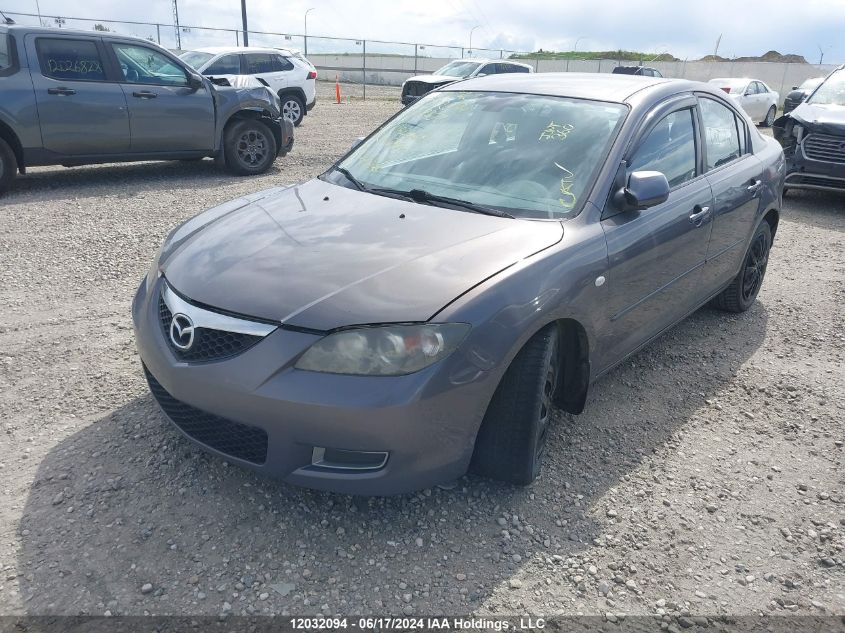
(689, 205), (710, 226)
(747, 179), (762, 193)
(47, 87), (76, 96)
(132, 91), (158, 99)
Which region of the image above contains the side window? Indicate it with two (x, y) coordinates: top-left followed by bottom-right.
(111, 44), (188, 86)
(0, 35), (12, 72)
(274, 55), (295, 72)
(511, 64), (530, 73)
(36, 38), (106, 81)
(480, 63), (497, 75)
(700, 98), (742, 169)
(204, 54), (240, 75)
(245, 54), (276, 74)
(629, 109), (697, 188)
(757, 82), (769, 94)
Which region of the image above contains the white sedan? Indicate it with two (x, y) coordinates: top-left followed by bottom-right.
(708, 78), (779, 127)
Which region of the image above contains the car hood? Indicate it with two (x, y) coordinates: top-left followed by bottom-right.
(405, 74), (463, 85)
(789, 102), (845, 133)
(161, 179), (563, 330)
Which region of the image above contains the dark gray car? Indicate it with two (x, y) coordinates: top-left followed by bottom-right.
(0, 25), (293, 195)
(134, 73), (784, 495)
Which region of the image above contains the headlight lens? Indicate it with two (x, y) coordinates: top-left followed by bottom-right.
(295, 323), (470, 376)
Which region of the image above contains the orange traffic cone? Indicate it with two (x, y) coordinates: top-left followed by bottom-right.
(335, 75), (341, 104)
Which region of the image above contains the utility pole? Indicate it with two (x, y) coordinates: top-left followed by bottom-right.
(172, 0), (181, 49)
(241, 0), (249, 47)
(468, 25), (480, 56)
(818, 44), (832, 65)
(713, 33), (722, 58)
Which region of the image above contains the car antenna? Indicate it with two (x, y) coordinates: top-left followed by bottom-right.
(0, 10), (15, 24)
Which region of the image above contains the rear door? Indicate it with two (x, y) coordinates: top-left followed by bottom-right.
(107, 41), (215, 153)
(244, 52), (289, 93)
(697, 95), (766, 293)
(27, 34), (130, 154)
(599, 98), (714, 364)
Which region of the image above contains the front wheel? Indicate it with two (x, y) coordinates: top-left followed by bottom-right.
(223, 119), (277, 176)
(762, 105), (776, 127)
(280, 93), (305, 127)
(711, 221), (772, 312)
(470, 325), (559, 485)
(0, 137), (17, 196)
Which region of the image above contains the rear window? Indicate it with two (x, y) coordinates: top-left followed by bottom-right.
(204, 54), (240, 75)
(0, 35), (11, 71)
(36, 38), (106, 81)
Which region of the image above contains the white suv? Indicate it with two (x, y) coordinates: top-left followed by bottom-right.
(180, 46), (317, 126)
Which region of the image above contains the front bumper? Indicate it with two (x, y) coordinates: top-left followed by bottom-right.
(132, 277), (491, 495)
(784, 140), (845, 192)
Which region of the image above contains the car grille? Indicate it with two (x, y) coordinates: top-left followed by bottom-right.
(788, 174), (845, 190)
(144, 366), (269, 465)
(803, 133), (845, 164)
(402, 80), (434, 98)
(158, 294), (263, 363)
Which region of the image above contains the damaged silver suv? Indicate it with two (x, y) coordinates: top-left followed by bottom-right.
(0, 24), (293, 195)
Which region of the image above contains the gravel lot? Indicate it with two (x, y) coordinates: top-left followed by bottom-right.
(0, 81), (843, 622)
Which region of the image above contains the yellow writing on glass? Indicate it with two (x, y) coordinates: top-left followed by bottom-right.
(539, 121), (575, 141)
(555, 162), (577, 209)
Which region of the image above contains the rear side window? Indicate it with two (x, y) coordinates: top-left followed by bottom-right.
(479, 63), (497, 75)
(36, 38), (106, 81)
(245, 54), (278, 74)
(204, 54), (240, 75)
(275, 55), (295, 71)
(630, 109), (697, 188)
(0, 35), (12, 71)
(699, 98), (742, 169)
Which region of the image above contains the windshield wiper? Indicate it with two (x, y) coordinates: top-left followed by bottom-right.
(334, 166), (368, 191)
(406, 189), (515, 219)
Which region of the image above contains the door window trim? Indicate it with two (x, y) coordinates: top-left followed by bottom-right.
(34, 36), (112, 83)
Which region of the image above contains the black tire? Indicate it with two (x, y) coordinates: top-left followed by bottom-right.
(762, 105), (776, 127)
(0, 137), (17, 196)
(223, 119), (277, 176)
(470, 325), (559, 485)
(279, 93), (305, 127)
(711, 221), (772, 313)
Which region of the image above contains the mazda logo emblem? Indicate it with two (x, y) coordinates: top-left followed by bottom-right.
(169, 313), (196, 350)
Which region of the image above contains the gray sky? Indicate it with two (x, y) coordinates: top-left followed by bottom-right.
(4, 0), (843, 63)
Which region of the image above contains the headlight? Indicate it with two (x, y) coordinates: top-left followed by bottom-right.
(146, 241), (165, 290)
(295, 323), (470, 376)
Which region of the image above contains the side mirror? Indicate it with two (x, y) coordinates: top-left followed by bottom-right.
(613, 171), (670, 211)
(188, 73), (204, 91)
(475, 72), (488, 77)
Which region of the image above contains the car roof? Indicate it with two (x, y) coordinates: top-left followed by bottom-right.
(1, 23), (151, 42)
(443, 72), (681, 103)
(709, 77), (754, 83)
(189, 46), (285, 55)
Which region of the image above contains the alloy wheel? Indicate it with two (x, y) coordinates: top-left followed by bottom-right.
(741, 232), (769, 302)
(235, 129), (269, 168)
(282, 99), (302, 123)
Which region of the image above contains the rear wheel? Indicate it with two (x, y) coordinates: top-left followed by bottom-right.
(0, 137), (17, 196)
(280, 93), (305, 127)
(763, 105), (776, 127)
(711, 221), (772, 312)
(470, 325), (559, 485)
(223, 119), (277, 176)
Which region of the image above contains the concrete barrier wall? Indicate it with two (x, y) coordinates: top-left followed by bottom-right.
(310, 54), (838, 100)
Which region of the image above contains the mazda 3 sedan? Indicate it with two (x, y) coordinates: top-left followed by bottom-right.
(133, 73), (784, 495)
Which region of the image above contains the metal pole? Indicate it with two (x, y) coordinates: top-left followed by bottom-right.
(362, 39), (366, 100)
(460, 47), (464, 59)
(414, 44), (418, 74)
(304, 8), (315, 57)
(156, 24), (160, 44)
(235, 29), (239, 46)
(241, 0), (249, 46)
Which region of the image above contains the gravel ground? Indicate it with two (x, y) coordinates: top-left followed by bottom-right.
(0, 82), (843, 622)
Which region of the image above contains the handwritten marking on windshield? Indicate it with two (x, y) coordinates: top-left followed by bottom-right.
(539, 121), (575, 141)
(555, 162), (577, 209)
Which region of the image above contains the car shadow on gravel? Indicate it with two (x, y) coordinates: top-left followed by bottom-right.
(14, 303), (768, 615)
(3, 160), (286, 204)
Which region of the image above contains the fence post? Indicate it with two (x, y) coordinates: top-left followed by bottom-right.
(362, 40), (366, 101)
(780, 62), (790, 102)
(500, 49), (503, 59)
(155, 24), (160, 44)
(235, 30), (239, 46)
(414, 44), (418, 74)
(597, 59), (602, 73)
(460, 47), (464, 59)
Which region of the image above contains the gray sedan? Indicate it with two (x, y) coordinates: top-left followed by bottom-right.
(133, 73), (784, 495)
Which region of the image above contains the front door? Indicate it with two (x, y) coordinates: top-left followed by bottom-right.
(108, 42), (215, 153)
(598, 105), (714, 370)
(27, 35), (130, 155)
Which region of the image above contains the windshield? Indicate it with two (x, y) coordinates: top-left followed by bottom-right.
(334, 91), (627, 219)
(808, 70), (845, 106)
(799, 77), (823, 91)
(433, 61), (481, 78)
(179, 51), (214, 70)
